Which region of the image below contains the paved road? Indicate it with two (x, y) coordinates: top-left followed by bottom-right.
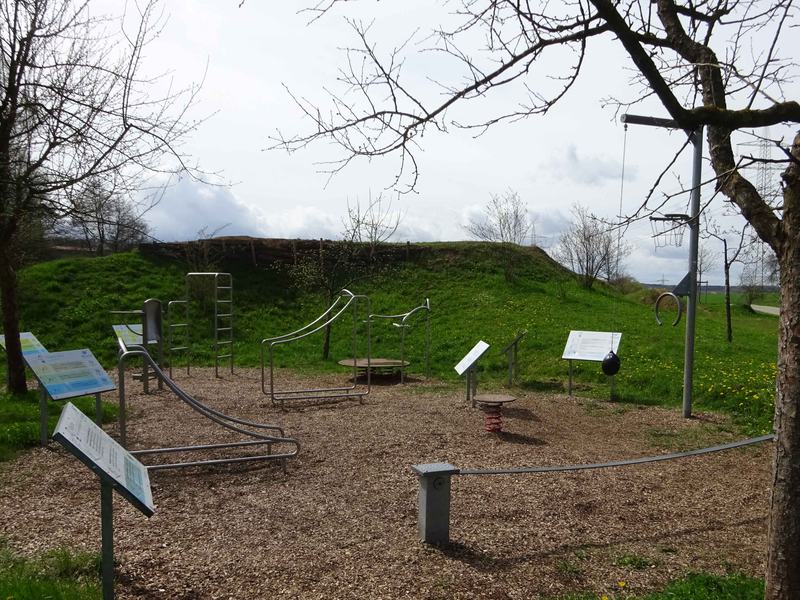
(752, 304), (780, 316)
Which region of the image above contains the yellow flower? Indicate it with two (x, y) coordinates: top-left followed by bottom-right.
(620, 582), (626, 587)
(603, 597), (608, 600)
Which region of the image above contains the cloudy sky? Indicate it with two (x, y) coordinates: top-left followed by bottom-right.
(126, 0), (797, 286)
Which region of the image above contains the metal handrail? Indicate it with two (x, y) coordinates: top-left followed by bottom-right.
(368, 298), (431, 384)
(261, 290), (371, 409)
(117, 340), (299, 470)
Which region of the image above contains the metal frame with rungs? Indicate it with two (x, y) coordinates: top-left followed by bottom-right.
(367, 298), (431, 384)
(262, 289), (371, 410)
(111, 299), (164, 394)
(116, 338), (300, 471)
(168, 272), (234, 379)
(499, 330), (527, 387)
(412, 434), (774, 543)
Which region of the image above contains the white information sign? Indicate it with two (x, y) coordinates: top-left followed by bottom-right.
(26, 349), (116, 400)
(112, 324), (144, 346)
(53, 402), (154, 517)
(562, 331), (622, 362)
(454, 340), (491, 375)
(0, 332), (48, 356)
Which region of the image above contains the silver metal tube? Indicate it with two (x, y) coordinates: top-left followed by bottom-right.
(95, 393), (102, 426)
(101, 480), (114, 600)
(39, 384), (47, 447)
(683, 128), (703, 418)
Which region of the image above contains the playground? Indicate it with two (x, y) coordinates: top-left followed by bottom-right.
(0, 366), (771, 599)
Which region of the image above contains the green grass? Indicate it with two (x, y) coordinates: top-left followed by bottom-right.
(0, 244), (780, 440)
(559, 572), (763, 600)
(0, 540), (102, 600)
(700, 291), (780, 307)
(0, 390), (118, 461)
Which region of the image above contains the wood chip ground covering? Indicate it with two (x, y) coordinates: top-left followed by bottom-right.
(0, 368), (771, 599)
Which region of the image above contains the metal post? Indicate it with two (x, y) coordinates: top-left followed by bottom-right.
(507, 350), (513, 387)
(118, 359), (127, 449)
(465, 366), (471, 403)
(610, 376), (614, 399)
(101, 479), (114, 600)
(425, 309), (431, 378)
(683, 128), (703, 418)
(141, 312), (149, 395)
(471, 367), (478, 408)
(568, 360), (573, 396)
(401, 326), (406, 385)
(39, 383), (48, 447)
(95, 393), (103, 426)
(411, 463), (460, 543)
(513, 343), (518, 380)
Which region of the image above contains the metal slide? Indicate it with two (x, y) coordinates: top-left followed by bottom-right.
(262, 289), (371, 409)
(117, 339), (300, 471)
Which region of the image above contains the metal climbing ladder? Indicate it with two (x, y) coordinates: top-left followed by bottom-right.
(168, 273), (234, 378)
(214, 273), (234, 378)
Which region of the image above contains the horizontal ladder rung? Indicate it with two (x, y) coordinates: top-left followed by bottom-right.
(217, 327), (232, 331)
(170, 324), (188, 328)
(216, 340), (232, 345)
(171, 346), (188, 351)
(217, 354), (233, 359)
(217, 286), (232, 289)
(217, 300), (231, 303)
(217, 314), (232, 318)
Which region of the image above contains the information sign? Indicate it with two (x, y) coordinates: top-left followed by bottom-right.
(26, 349), (116, 400)
(562, 331), (621, 362)
(112, 324), (144, 346)
(454, 341), (490, 375)
(0, 332), (48, 356)
(53, 402), (154, 517)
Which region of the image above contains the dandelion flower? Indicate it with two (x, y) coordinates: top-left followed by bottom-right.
(620, 582), (626, 588)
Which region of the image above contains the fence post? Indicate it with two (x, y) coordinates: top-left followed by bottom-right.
(411, 462), (460, 543)
(406, 240), (410, 260)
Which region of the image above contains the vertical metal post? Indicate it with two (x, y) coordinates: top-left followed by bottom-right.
(471, 368), (478, 408)
(425, 309), (431, 378)
(411, 463), (460, 543)
(568, 360), (573, 396)
(141, 305), (150, 395)
(513, 343), (518, 380)
(39, 383), (48, 447)
(465, 366), (471, 403)
(101, 479), (114, 600)
(610, 376), (614, 399)
(400, 326), (406, 385)
(683, 128), (703, 419)
(118, 359), (127, 449)
(95, 393), (103, 426)
(185, 276), (191, 375)
(214, 274), (219, 378)
(507, 350), (513, 387)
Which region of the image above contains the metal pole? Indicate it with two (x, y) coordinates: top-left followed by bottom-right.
(95, 393), (102, 426)
(118, 359), (127, 449)
(401, 326), (406, 385)
(471, 368), (478, 408)
(39, 383), (48, 446)
(101, 479), (114, 600)
(683, 128), (703, 418)
(507, 349), (513, 387)
(610, 376), (614, 399)
(141, 303), (149, 395)
(568, 360), (573, 396)
(513, 343), (518, 380)
(466, 366), (471, 403)
(425, 310), (430, 378)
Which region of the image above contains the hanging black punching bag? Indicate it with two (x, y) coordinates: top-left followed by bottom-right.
(602, 351), (621, 376)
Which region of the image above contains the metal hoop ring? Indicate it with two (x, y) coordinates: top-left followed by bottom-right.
(655, 292), (682, 327)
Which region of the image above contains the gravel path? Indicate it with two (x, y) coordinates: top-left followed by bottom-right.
(0, 368), (771, 599)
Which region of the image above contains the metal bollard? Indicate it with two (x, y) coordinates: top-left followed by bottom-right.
(411, 462), (460, 543)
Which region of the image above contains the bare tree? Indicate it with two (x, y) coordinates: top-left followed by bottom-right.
(554, 203), (626, 290)
(739, 262), (765, 307)
(0, 0), (205, 394)
(695, 243), (719, 303)
(63, 177), (152, 257)
(271, 2), (800, 593)
(463, 189), (533, 281)
(704, 218), (752, 341)
(344, 191), (405, 261)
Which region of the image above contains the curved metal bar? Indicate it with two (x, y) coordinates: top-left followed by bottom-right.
(262, 296), (344, 344)
(655, 292), (683, 326)
(118, 344), (292, 449)
(261, 295), (357, 397)
(398, 299), (431, 384)
(458, 434), (773, 475)
(264, 291), (370, 408)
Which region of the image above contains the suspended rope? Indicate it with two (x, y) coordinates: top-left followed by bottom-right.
(602, 123), (628, 377)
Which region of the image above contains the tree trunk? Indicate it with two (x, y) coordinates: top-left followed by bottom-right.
(723, 240), (732, 342)
(765, 131), (800, 600)
(0, 243), (27, 393)
(724, 263), (732, 342)
(766, 248), (800, 599)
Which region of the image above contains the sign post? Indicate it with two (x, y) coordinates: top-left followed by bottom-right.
(561, 331), (622, 398)
(455, 341), (491, 408)
(25, 349), (116, 446)
(53, 402), (154, 600)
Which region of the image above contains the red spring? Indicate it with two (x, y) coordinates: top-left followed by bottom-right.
(483, 404), (503, 432)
